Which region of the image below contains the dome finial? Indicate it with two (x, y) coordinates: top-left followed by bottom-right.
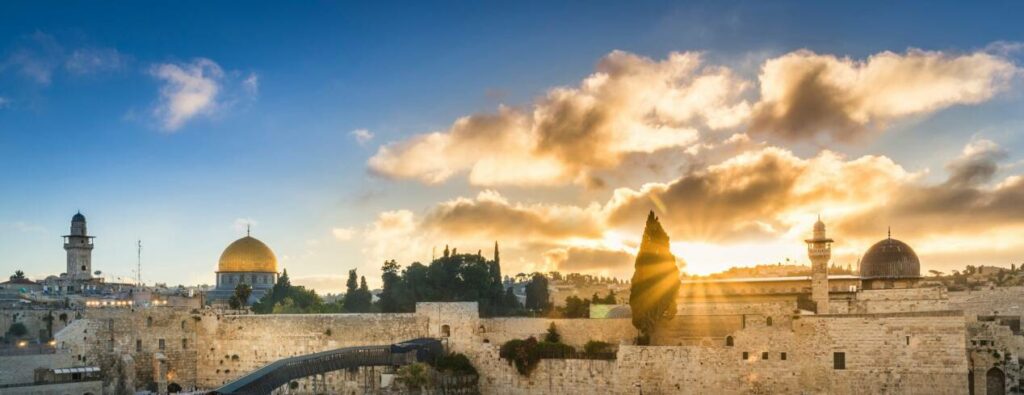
(247, 224), (251, 237)
(887, 226), (891, 240)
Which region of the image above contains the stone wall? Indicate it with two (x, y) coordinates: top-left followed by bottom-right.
(196, 312), (429, 389)
(465, 310), (969, 395)
(0, 353), (76, 385)
(1, 308), (78, 341)
(950, 286), (1024, 319)
(478, 318), (636, 347)
(845, 287), (950, 314)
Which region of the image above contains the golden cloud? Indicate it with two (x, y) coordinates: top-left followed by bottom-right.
(751, 49), (1016, 141)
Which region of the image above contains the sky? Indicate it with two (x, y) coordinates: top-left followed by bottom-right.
(1, 1), (1023, 293)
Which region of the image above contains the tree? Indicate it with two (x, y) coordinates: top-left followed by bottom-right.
(11, 270), (25, 280)
(562, 295), (590, 318)
(544, 322), (561, 343)
(929, 270), (944, 277)
(379, 260), (408, 313)
(343, 270), (372, 312)
(7, 322), (28, 338)
(629, 211), (681, 344)
(524, 273), (550, 311)
(229, 283), (252, 309)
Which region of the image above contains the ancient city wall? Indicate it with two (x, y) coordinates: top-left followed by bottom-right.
(0, 308), (78, 341)
(465, 310), (969, 395)
(949, 286), (1024, 319)
(196, 312), (429, 388)
(845, 287), (950, 314)
(0, 353), (76, 386)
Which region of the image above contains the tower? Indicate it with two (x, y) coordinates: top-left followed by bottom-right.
(805, 217), (833, 313)
(64, 212), (95, 280)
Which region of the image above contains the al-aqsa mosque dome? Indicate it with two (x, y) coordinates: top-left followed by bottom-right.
(858, 230), (922, 290)
(208, 232), (280, 306)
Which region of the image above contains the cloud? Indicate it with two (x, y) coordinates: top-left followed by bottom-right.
(350, 129), (374, 145)
(542, 246), (635, 278)
(3, 32), (63, 85)
(750, 49), (1017, 141)
(64, 47), (127, 75)
(602, 146), (914, 242)
(332, 227), (356, 241)
(0, 96), (9, 109)
(242, 73), (259, 95)
(835, 139), (1024, 241)
(369, 51), (751, 187)
(232, 217), (257, 233)
(150, 58), (225, 131)
(420, 190), (605, 241)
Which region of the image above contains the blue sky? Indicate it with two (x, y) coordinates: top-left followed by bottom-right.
(1, 1), (1023, 292)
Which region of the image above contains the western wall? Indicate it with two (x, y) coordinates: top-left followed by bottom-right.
(53, 293), (988, 394)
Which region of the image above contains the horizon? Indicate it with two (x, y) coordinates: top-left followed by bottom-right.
(3, 1), (1024, 294)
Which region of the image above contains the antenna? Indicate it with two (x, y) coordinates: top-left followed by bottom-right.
(137, 240), (142, 287)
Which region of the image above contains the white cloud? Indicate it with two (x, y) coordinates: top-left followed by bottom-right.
(4, 32), (63, 85)
(0, 97), (9, 109)
(350, 129), (374, 145)
(150, 58), (225, 131)
(243, 72), (259, 95)
(64, 47), (127, 75)
(332, 227), (357, 241)
(232, 217), (257, 234)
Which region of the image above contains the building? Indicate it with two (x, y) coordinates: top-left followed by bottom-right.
(206, 231), (278, 305)
(63, 212), (94, 281)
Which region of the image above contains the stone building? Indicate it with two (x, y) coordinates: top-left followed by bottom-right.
(205, 231), (278, 305)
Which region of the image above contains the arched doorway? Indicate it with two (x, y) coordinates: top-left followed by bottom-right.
(986, 367), (1005, 395)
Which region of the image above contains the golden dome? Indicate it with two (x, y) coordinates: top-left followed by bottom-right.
(218, 236), (277, 273)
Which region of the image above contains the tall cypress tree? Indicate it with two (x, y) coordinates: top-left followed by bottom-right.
(629, 211), (680, 344)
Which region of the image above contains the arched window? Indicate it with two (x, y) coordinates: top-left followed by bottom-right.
(726, 336), (734, 347)
(987, 367), (1006, 395)
(766, 317), (773, 326)
(147, 317), (153, 327)
(441, 324), (451, 337)
(181, 320), (186, 330)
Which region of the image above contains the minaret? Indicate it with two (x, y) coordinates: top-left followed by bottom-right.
(64, 212), (95, 280)
(805, 216), (833, 313)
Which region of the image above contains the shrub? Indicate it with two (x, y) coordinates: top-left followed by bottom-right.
(583, 340), (613, 355)
(499, 337), (540, 376)
(6, 322), (28, 338)
(543, 322), (561, 343)
(434, 352), (478, 376)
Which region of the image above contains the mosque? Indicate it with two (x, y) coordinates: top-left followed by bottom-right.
(205, 229), (279, 305)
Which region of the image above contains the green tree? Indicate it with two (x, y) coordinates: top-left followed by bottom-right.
(12, 270), (26, 280)
(562, 295), (590, 318)
(544, 322), (561, 343)
(629, 211), (680, 344)
(7, 322), (28, 338)
(229, 283), (252, 309)
(524, 273), (550, 311)
(379, 260), (407, 313)
(343, 270), (372, 312)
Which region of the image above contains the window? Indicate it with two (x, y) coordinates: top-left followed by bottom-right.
(441, 324), (451, 337)
(906, 336), (910, 345)
(781, 352), (787, 360)
(147, 317), (153, 327)
(181, 321), (186, 330)
(159, 339), (166, 351)
(762, 352), (769, 360)
(136, 339), (142, 352)
(725, 336), (734, 347)
(766, 317), (773, 326)
(182, 339), (188, 349)
(742, 352), (749, 360)
(833, 352), (845, 370)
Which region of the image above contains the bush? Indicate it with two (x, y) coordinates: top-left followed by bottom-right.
(536, 341), (574, 358)
(499, 337), (540, 376)
(544, 322), (561, 343)
(434, 352), (478, 376)
(6, 322), (28, 338)
(583, 340), (613, 355)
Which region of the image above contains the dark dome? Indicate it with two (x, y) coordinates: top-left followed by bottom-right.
(860, 238), (921, 279)
(72, 212), (86, 223)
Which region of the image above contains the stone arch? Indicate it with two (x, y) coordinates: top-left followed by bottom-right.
(168, 382), (182, 393)
(986, 367), (1005, 395)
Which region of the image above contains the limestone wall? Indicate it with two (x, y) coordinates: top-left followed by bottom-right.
(845, 287), (950, 314)
(478, 318), (636, 347)
(0, 308), (78, 341)
(950, 286), (1024, 319)
(197, 312), (429, 388)
(467, 310), (969, 395)
(0, 353), (76, 386)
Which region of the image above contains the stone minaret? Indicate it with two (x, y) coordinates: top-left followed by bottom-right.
(64, 212), (94, 280)
(805, 217), (833, 313)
